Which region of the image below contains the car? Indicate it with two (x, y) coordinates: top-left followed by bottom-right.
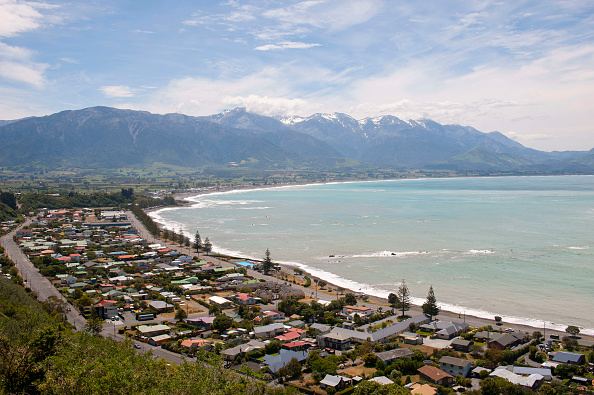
(134, 344), (141, 349)
(67, 307), (71, 311)
(505, 327), (514, 332)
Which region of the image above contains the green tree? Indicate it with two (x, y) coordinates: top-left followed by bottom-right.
(194, 231), (202, 252)
(84, 309), (103, 336)
(422, 285), (440, 319)
(395, 279), (411, 318)
(262, 248), (273, 274)
(203, 237), (212, 254)
(212, 314), (233, 332)
(175, 307), (187, 321)
(344, 293), (357, 305)
(565, 325), (580, 336)
(285, 357), (302, 378)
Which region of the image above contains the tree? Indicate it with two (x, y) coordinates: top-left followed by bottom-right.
(175, 307), (187, 321)
(344, 293), (357, 305)
(422, 285), (440, 319)
(262, 248), (273, 274)
(193, 231), (202, 252)
(203, 237), (212, 254)
(212, 314), (233, 332)
(494, 316), (502, 325)
(84, 309), (103, 336)
(285, 358), (301, 379)
(395, 279), (411, 317)
(565, 325), (580, 337)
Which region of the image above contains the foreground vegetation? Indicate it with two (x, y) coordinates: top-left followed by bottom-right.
(0, 278), (295, 395)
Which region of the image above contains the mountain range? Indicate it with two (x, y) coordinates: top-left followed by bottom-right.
(0, 106), (592, 173)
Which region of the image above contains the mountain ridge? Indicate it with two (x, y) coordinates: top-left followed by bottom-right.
(0, 106), (592, 173)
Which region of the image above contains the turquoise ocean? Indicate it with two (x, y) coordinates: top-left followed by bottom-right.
(150, 175), (594, 334)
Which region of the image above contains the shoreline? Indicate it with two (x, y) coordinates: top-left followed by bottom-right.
(146, 179), (594, 339)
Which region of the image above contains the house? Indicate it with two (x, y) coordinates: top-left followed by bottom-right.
(275, 328), (306, 342)
(222, 340), (266, 361)
(488, 333), (525, 350)
(148, 300), (174, 312)
(320, 375), (352, 391)
(409, 383), (437, 395)
(282, 340), (316, 352)
(551, 351), (586, 365)
(317, 331), (352, 351)
(418, 366), (454, 387)
(343, 305), (374, 318)
(208, 296), (233, 309)
(234, 293), (259, 305)
(253, 323), (285, 339)
(450, 338), (474, 353)
(181, 339), (212, 352)
(262, 310), (285, 320)
(438, 356), (473, 378)
(185, 316), (215, 330)
(490, 367), (544, 390)
(310, 323), (332, 333)
(262, 349), (308, 374)
(369, 377), (395, 385)
(419, 321), (469, 339)
(513, 367), (552, 381)
(374, 348), (414, 365)
(399, 331), (423, 345)
(137, 324), (170, 337)
(148, 334), (171, 346)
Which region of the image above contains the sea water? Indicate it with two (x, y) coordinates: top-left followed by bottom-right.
(150, 175), (594, 334)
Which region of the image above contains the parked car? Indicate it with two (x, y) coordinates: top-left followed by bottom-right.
(134, 344), (141, 349)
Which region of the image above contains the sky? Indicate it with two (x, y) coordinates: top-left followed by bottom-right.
(0, 0), (593, 151)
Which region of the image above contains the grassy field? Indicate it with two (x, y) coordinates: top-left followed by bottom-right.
(0, 165), (454, 194)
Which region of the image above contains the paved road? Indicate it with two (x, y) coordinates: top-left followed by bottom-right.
(0, 219), (87, 331)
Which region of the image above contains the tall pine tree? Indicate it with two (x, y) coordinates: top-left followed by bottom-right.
(194, 231), (202, 252)
(422, 285), (440, 320)
(262, 248), (273, 273)
(395, 279), (411, 318)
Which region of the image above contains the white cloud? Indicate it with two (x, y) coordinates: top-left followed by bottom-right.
(254, 41), (320, 51)
(99, 85), (136, 98)
(0, 59), (47, 87)
(263, 0), (383, 31)
(0, 0), (58, 38)
(0, 42), (47, 87)
(222, 94), (319, 116)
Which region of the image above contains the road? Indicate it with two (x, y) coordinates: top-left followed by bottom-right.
(0, 219), (87, 331)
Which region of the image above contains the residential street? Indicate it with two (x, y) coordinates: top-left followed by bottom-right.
(1, 220), (87, 331)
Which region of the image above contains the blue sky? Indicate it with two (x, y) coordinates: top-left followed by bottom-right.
(1, 0), (593, 151)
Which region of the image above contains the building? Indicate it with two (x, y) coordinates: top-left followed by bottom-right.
(343, 305), (374, 319)
(208, 296), (233, 309)
(317, 331), (352, 351)
(418, 366), (454, 387)
(551, 351), (586, 365)
(262, 310), (285, 320)
(320, 375), (352, 391)
(137, 324), (170, 337)
(375, 348), (414, 365)
(450, 338), (473, 353)
(148, 300), (174, 312)
(262, 349), (308, 374)
(95, 300), (118, 319)
(253, 323), (285, 339)
(490, 367), (544, 390)
(487, 333), (526, 350)
(181, 339), (212, 352)
(438, 356), (473, 378)
(419, 321), (469, 340)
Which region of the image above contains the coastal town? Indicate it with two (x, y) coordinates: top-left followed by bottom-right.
(1, 201), (593, 395)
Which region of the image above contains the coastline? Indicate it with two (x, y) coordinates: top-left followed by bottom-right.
(146, 179), (594, 339)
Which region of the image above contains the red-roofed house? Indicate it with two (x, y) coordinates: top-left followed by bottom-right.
(235, 293), (259, 305)
(418, 366), (454, 387)
(262, 310), (285, 320)
(181, 339), (212, 351)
